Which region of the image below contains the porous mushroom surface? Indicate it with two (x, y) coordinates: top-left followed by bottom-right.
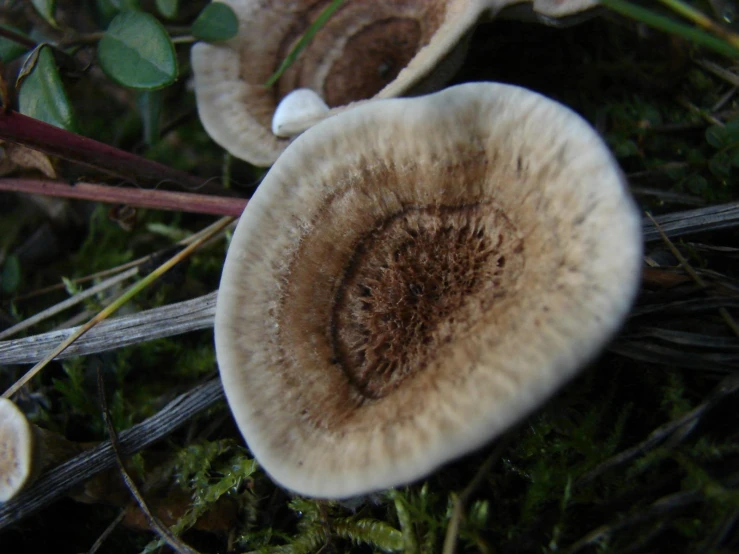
(0, 398), (34, 502)
(214, 82), (642, 498)
(191, 0), (599, 166)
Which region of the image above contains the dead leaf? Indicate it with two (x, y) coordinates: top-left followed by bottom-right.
(0, 140), (56, 178)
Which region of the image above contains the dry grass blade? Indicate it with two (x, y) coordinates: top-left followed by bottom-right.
(0, 267), (138, 341)
(610, 340), (739, 371)
(0, 292), (216, 365)
(87, 511), (126, 554)
(643, 201), (739, 242)
(2, 217), (234, 399)
(96, 369), (201, 554)
(0, 378), (224, 530)
(442, 439), (509, 554)
(625, 326), (739, 349)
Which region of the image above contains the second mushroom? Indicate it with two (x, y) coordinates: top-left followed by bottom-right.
(191, 0), (599, 166)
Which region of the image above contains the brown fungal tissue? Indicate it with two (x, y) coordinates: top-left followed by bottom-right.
(214, 82), (643, 498)
(191, 0), (599, 166)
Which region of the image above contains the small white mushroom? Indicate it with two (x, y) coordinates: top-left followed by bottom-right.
(0, 398), (83, 502)
(0, 398), (33, 502)
(272, 89), (330, 138)
(531, 0), (598, 18)
(191, 0), (600, 166)
(214, 82), (642, 498)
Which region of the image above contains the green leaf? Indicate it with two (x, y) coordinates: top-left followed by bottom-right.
(1, 255), (21, 295)
(706, 118), (739, 149)
(265, 0), (346, 87)
(706, 125), (727, 148)
(17, 46), (78, 132)
(98, 11), (178, 90)
(31, 0), (59, 28)
(0, 25), (30, 63)
(156, 0), (179, 19)
(191, 2), (239, 42)
(709, 150), (733, 178)
(94, 0), (140, 26)
(112, 0), (141, 9)
(683, 174), (709, 196)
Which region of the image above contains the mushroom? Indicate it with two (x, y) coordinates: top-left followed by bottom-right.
(191, 0), (598, 166)
(0, 397), (83, 501)
(214, 82), (642, 498)
(272, 88), (330, 138)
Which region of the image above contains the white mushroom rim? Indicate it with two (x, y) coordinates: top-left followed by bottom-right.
(214, 82), (643, 499)
(0, 398), (34, 502)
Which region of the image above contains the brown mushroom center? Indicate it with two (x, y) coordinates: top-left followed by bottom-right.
(331, 203), (524, 400)
(323, 18), (422, 107)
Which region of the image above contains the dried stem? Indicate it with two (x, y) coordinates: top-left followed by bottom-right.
(646, 211), (739, 337)
(0, 378), (225, 530)
(0, 111), (209, 189)
(97, 370), (200, 554)
(0, 292), (216, 365)
(0, 178), (247, 216)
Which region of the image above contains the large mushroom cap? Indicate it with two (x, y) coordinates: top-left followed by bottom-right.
(191, 0), (599, 166)
(215, 82), (642, 498)
(0, 398), (34, 502)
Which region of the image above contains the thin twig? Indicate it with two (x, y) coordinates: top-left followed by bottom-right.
(87, 510), (126, 554)
(442, 438), (509, 554)
(696, 58), (739, 87)
(97, 369), (200, 554)
(0, 178), (247, 216)
(0, 25), (36, 49)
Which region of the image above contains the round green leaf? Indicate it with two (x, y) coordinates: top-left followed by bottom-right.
(31, 0), (59, 28)
(18, 46), (78, 132)
(705, 125), (727, 149)
(156, 0), (179, 19)
(191, 2), (239, 42)
(98, 11), (178, 90)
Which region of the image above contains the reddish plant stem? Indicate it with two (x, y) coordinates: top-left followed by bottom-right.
(0, 111), (209, 190)
(0, 178), (247, 216)
(0, 26), (36, 50)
